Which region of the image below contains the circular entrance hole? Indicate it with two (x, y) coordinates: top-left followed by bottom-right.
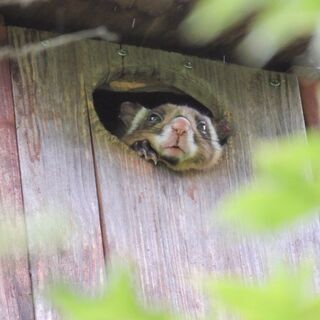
(92, 89), (215, 139)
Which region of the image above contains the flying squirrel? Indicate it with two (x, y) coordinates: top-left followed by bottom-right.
(119, 101), (231, 171)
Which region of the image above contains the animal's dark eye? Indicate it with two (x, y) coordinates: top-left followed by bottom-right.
(148, 113), (162, 123)
(197, 121), (207, 133)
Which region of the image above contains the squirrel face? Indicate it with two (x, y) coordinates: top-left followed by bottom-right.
(119, 102), (229, 171)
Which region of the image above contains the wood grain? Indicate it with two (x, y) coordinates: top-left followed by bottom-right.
(290, 66), (320, 129)
(8, 27), (106, 319)
(0, 21), (34, 320)
(82, 42), (317, 319)
(5, 25), (318, 320)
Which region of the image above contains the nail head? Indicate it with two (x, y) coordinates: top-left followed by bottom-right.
(270, 79), (281, 87)
(184, 61), (193, 69)
(117, 48), (128, 57)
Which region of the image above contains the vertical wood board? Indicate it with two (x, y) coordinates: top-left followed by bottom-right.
(8, 27), (106, 320)
(290, 66), (320, 129)
(0, 22), (34, 320)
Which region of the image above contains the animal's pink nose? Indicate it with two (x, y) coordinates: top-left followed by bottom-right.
(171, 117), (190, 136)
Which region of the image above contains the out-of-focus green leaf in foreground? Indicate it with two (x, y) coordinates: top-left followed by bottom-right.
(0, 210), (73, 256)
(221, 132), (320, 231)
(238, 0), (320, 66)
(180, 0), (320, 66)
(51, 269), (176, 320)
(206, 266), (320, 320)
(180, 0), (264, 45)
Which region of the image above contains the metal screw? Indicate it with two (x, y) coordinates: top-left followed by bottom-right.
(117, 48), (128, 57)
(269, 79), (281, 87)
(184, 61), (193, 69)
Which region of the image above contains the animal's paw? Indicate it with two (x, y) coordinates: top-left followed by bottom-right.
(131, 140), (158, 165)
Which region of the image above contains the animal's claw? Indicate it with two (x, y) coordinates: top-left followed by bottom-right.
(131, 140), (159, 165)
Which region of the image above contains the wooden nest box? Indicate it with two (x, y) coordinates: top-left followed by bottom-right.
(0, 25), (313, 320)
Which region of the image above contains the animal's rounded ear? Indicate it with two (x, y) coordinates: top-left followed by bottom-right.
(215, 118), (234, 145)
(119, 101), (143, 128)
(120, 101), (141, 114)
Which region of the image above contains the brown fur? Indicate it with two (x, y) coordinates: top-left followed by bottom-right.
(120, 102), (227, 171)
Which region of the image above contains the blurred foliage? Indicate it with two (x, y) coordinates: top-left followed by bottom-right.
(51, 263), (320, 320)
(181, 0), (264, 44)
(207, 265), (320, 320)
(181, 0), (320, 66)
(222, 131), (320, 231)
(51, 268), (176, 320)
(0, 210), (73, 256)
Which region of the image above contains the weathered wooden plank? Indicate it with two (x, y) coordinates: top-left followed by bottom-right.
(0, 20), (34, 320)
(8, 27), (106, 319)
(81, 42), (318, 319)
(290, 66), (320, 129)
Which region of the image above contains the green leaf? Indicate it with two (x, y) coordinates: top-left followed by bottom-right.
(206, 265), (320, 320)
(180, 0), (320, 65)
(239, 0), (320, 65)
(180, 0), (264, 44)
(255, 133), (320, 182)
(51, 268), (176, 320)
(221, 132), (320, 231)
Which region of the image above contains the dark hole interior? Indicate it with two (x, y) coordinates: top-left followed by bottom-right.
(92, 89), (214, 138)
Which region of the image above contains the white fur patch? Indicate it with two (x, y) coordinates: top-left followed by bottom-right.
(156, 123), (198, 157)
(127, 107), (149, 134)
(207, 122), (222, 151)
